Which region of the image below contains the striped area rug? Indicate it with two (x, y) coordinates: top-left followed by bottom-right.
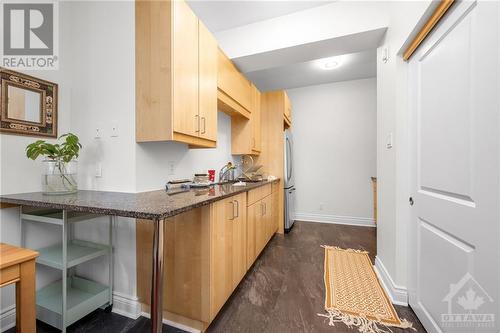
(318, 246), (414, 333)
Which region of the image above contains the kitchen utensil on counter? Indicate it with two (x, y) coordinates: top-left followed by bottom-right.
(166, 179), (191, 191)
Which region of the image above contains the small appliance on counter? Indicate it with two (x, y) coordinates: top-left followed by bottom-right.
(192, 173), (211, 187)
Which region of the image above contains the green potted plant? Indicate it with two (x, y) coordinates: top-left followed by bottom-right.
(26, 133), (82, 195)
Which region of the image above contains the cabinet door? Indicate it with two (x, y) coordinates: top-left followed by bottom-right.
(255, 199), (267, 257)
(261, 195), (273, 244)
(217, 49), (253, 112)
(211, 193), (247, 317)
(246, 202), (258, 269)
(270, 190), (279, 237)
(231, 193), (247, 287)
(211, 197), (234, 315)
(172, 0), (199, 137)
(283, 91), (292, 120)
(198, 21), (217, 142)
(252, 86), (261, 153)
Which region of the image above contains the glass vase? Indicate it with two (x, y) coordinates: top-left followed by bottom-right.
(42, 159), (78, 195)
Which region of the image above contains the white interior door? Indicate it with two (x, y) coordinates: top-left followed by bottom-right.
(408, 2), (499, 333)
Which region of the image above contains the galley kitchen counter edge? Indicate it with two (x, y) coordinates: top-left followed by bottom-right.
(0, 179), (279, 333)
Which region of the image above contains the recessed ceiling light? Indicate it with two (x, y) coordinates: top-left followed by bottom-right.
(317, 56), (343, 70)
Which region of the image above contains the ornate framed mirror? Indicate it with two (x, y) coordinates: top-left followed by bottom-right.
(0, 68), (58, 137)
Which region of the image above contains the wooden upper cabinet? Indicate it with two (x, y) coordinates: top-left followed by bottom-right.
(172, 0), (199, 138)
(283, 91), (292, 128)
(252, 85), (262, 153)
(231, 84), (261, 155)
(198, 21), (218, 142)
(217, 49), (253, 119)
(135, 0), (217, 148)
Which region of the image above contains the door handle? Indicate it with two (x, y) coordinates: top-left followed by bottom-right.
(201, 117), (206, 134)
(229, 201), (235, 220)
(195, 115), (200, 133)
(233, 200), (239, 218)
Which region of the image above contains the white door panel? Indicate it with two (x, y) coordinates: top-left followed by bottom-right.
(409, 1), (499, 333)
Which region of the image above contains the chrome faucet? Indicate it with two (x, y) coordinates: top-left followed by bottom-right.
(219, 162), (236, 183)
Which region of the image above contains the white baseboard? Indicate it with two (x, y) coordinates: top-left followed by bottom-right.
(140, 312), (200, 333)
(0, 292), (141, 332)
(294, 212), (376, 227)
(374, 256), (408, 306)
(0, 305), (16, 332)
(111, 291), (141, 320)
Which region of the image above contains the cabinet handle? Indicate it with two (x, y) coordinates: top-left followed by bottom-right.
(195, 115), (200, 133)
(261, 202), (265, 217)
(201, 117), (206, 134)
(234, 200), (239, 218)
(229, 201), (235, 220)
(264, 202), (267, 215)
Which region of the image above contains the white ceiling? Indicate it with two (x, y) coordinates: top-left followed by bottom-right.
(187, 0), (333, 32)
(188, 0), (382, 90)
(246, 49), (376, 91)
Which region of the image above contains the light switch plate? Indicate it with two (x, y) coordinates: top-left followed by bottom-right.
(95, 163), (102, 177)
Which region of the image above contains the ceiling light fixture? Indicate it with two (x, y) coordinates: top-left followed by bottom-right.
(317, 56), (343, 70)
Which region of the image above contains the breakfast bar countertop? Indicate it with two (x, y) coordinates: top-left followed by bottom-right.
(0, 180), (279, 220)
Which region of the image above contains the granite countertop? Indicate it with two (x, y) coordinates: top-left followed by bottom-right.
(0, 180), (279, 220)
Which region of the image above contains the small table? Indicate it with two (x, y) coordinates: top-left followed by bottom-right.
(0, 243), (39, 333)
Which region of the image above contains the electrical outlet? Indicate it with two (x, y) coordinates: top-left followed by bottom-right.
(168, 161), (175, 175)
(111, 122), (119, 137)
(94, 128), (101, 139)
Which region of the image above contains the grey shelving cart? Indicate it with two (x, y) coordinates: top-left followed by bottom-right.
(20, 207), (114, 333)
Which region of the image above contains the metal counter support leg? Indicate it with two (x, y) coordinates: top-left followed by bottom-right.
(150, 218), (165, 333)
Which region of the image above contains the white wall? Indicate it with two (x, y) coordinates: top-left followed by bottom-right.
(136, 112), (237, 192)
(288, 78), (376, 225)
(0, 2), (74, 328)
(376, 1), (432, 289)
(0, 1), (237, 329)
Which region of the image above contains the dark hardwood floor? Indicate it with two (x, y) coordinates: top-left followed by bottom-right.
(7, 222), (426, 333)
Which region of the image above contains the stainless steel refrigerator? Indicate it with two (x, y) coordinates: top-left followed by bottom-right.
(284, 129), (296, 233)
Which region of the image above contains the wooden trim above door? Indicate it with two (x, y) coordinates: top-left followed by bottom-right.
(403, 0), (455, 61)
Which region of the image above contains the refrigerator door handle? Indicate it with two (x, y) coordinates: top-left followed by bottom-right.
(286, 137), (292, 183)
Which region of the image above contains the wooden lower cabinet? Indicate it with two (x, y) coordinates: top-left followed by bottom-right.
(136, 192), (252, 332)
(211, 192), (247, 317)
(246, 201), (258, 269)
(246, 183), (279, 268)
(256, 196), (271, 257)
(270, 190), (279, 236)
(136, 186), (279, 332)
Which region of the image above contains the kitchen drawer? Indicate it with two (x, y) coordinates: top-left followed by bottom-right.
(247, 184), (272, 206)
